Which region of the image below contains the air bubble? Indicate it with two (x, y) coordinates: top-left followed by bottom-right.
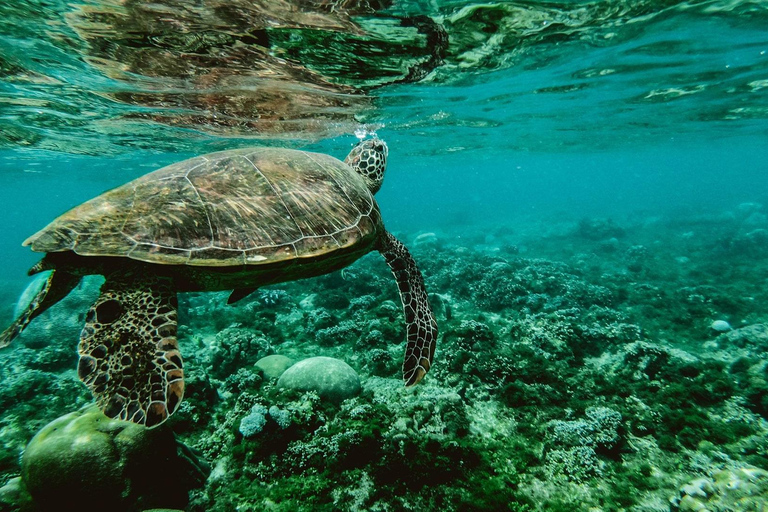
(354, 127), (379, 140)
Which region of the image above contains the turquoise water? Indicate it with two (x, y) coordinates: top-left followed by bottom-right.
(2, 0), (768, 510)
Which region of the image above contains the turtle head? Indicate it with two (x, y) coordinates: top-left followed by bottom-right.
(344, 138), (388, 195)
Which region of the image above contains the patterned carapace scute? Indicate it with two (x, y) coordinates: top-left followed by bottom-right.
(24, 148), (380, 266)
(77, 271), (183, 428)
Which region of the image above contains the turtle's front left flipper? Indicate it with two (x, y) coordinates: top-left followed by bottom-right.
(377, 231), (438, 386)
(0, 268), (80, 348)
(78, 271), (184, 428)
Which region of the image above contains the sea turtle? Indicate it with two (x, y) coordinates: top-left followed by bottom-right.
(0, 138), (437, 427)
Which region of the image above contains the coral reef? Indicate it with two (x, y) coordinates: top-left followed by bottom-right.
(239, 404), (269, 438)
(672, 465), (768, 511)
(2, 204), (768, 510)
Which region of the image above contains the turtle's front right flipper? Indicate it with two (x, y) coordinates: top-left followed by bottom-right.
(377, 231), (438, 386)
(0, 268), (79, 348)
(78, 271), (184, 428)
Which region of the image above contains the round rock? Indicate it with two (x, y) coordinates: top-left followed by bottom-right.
(277, 356), (361, 403)
(255, 354), (294, 380)
(21, 406), (206, 511)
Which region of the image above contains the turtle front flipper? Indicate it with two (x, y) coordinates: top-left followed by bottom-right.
(377, 231), (438, 386)
(0, 268), (80, 348)
(78, 271), (184, 428)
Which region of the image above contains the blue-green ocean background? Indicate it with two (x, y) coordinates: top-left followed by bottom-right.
(1, 0), (767, 302)
(2, 0), (768, 510)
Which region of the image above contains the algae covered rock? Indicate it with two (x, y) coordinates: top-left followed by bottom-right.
(21, 405), (208, 512)
(277, 356), (361, 403)
(255, 354), (294, 380)
(710, 319), (732, 333)
(673, 465), (768, 511)
(0, 477), (30, 510)
(716, 323), (768, 350)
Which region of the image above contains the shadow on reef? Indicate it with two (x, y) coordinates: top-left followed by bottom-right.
(2, 202), (768, 510)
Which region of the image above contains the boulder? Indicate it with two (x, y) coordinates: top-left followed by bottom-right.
(21, 405), (208, 512)
(277, 356), (360, 403)
(255, 354), (294, 380)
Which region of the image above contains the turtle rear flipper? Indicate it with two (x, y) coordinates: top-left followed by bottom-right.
(1, 268), (80, 348)
(377, 231), (438, 386)
(78, 271), (184, 428)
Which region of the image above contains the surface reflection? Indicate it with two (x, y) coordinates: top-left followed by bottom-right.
(66, 0), (445, 138)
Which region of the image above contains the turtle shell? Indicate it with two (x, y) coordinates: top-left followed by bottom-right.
(24, 147), (382, 266)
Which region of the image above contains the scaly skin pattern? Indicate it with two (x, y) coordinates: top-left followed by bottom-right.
(78, 271), (183, 428)
(377, 231), (438, 386)
(0, 270), (78, 348)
